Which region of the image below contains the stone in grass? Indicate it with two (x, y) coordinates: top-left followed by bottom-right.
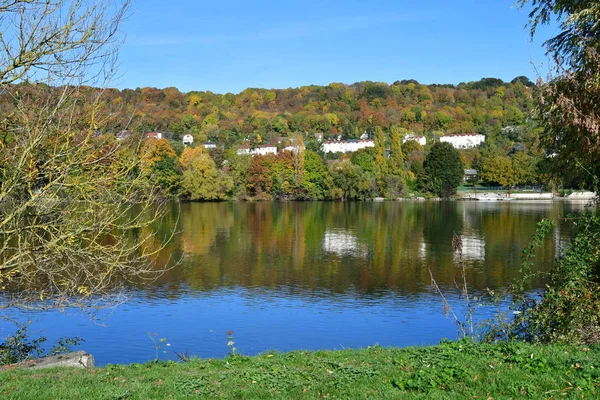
(2, 351), (95, 370)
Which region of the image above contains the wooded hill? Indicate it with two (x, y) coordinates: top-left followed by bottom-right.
(101, 76), (536, 149)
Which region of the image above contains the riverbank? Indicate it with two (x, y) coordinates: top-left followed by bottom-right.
(1, 341), (599, 399)
(457, 191), (596, 202)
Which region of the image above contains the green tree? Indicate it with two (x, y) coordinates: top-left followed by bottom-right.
(422, 142), (463, 197)
(302, 150), (328, 200)
(487, 2), (600, 345)
(227, 152), (252, 199)
(328, 160), (370, 200)
(402, 140), (423, 156)
(350, 148), (375, 174)
(272, 115), (289, 134)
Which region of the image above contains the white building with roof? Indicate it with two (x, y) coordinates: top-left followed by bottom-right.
(236, 144), (278, 156)
(183, 134), (194, 145)
(144, 131), (162, 140)
(322, 139), (374, 153)
(440, 134), (485, 149)
(403, 134), (426, 146)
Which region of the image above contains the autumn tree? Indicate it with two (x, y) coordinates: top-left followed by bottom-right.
(388, 125), (406, 178)
(0, 0), (170, 315)
(140, 138), (180, 194)
(480, 154), (515, 187)
(518, 0), (600, 187)
(179, 149), (232, 201)
(493, 1), (600, 345)
(511, 151), (539, 186)
(373, 127), (388, 193)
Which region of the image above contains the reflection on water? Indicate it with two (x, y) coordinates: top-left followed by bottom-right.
(2, 201), (591, 365)
(152, 201), (586, 295)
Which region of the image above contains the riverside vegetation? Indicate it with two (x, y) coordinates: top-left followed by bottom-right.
(1, 341), (600, 399)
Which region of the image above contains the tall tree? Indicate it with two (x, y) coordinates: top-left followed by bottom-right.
(302, 150), (328, 200)
(388, 125), (406, 178)
(518, 0), (600, 187)
(423, 142), (464, 197)
(373, 126), (388, 193)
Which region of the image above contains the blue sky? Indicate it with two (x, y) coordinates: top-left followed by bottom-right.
(116, 0), (557, 94)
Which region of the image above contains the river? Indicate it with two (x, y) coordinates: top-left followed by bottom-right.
(1, 201), (590, 365)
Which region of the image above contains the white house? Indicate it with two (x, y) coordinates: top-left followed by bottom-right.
(403, 134), (426, 146)
(183, 134), (194, 145)
(321, 139), (374, 153)
(440, 133), (485, 149)
(202, 142), (217, 149)
(236, 144), (278, 156)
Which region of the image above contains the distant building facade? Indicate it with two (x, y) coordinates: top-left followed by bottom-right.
(321, 139), (374, 153)
(144, 131), (163, 140)
(440, 134), (485, 149)
(403, 134), (426, 146)
(236, 144), (278, 156)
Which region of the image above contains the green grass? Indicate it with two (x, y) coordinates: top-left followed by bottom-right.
(2, 340), (600, 399)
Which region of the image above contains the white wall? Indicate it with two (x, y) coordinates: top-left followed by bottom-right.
(440, 134), (485, 149)
(322, 140), (374, 153)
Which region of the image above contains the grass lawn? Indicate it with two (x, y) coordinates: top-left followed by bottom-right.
(1, 340), (599, 399)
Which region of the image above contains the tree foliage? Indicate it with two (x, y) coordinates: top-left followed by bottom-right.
(180, 150), (232, 201)
(518, 0), (600, 186)
(0, 0), (170, 313)
(422, 142), (464, 197)
(489, 0), (600, 346)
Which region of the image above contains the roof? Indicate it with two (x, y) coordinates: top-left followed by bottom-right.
(322, 139), (374, 144)
(238, 144), (277, 149)
(442, 133), (485, 137)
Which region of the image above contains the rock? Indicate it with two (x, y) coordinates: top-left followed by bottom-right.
(3, 351), (95, 370)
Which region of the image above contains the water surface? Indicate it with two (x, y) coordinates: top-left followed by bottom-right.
(2, 201), (589, 365)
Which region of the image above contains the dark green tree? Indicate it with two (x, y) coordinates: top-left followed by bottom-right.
(422, 142), (463, 197)
(302, 150), (328, 200)
(350, 148), (375, 175)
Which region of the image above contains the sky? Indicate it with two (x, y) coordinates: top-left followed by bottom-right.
(115, 0), (559, 94)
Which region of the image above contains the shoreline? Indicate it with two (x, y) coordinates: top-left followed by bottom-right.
(2, 341), (598, 398)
